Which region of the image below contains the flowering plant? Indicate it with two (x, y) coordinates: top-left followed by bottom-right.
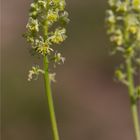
(24, 0), (69, 140)
(106, 0), (140, 139)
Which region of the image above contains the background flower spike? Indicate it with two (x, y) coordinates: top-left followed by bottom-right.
(106, 0), (140, 140)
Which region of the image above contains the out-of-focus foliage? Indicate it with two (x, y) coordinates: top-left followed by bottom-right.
(106, 0), (140, 100)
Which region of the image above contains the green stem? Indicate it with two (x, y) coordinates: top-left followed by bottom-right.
(43, 56), (60, 140)
(126, 57), (140, 140)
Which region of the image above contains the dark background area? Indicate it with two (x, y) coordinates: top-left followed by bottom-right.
(1, 0), (140, 140)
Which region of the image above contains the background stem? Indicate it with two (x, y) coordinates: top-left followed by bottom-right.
(126, 58), (140, 140)
(44, 56), (60, 140)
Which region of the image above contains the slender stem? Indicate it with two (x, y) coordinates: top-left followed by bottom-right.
(43, 1), (60, 139)
(43, 56), (60, 140)
(126, 57), (140, 140)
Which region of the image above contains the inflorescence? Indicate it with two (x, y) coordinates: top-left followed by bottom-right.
(24, 0), (69, 81)
(106, 0), (140, 99)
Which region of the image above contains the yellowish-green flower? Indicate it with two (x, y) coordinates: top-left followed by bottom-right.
(132, 0), (140, 11)
(128, 25), (138, 34)
(28, 66), (44, 81)
(47, 10), (58, 24)
(26, 18), (39, 32)
(49, 28), (66, 44)
(110, 30), (123, 46)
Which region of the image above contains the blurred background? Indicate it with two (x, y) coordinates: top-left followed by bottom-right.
(1, 0), (140, 140)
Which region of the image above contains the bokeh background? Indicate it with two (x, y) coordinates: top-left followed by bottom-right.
(1, 0), (140, 140)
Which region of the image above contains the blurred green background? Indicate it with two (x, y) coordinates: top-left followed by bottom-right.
(1, 0), (140, 140)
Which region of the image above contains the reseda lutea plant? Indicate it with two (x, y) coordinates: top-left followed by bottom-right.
(106, 0), (140, 139)
(24, 0), (69, 140)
